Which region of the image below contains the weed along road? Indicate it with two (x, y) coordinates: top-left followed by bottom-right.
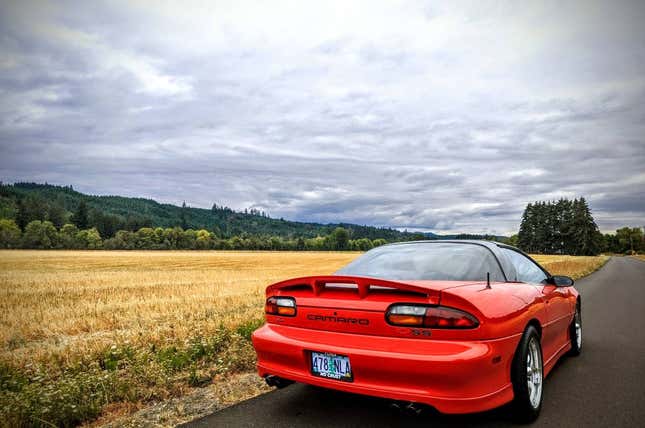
(185, 257), (645, 428)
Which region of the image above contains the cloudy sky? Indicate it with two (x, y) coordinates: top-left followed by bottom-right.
(1, 0), (644, 234)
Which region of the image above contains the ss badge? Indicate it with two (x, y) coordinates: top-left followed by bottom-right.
(410, 329), (431, 337)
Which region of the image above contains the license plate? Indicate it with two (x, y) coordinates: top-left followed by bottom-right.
(310, 351), (353, 382)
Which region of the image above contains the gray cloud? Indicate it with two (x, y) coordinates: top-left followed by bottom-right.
(1, 0), (644, 234)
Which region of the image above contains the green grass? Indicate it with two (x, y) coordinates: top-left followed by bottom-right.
(0, 326), (256, 427)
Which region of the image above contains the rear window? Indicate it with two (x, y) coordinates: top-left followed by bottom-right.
(336, 242), (505, 282)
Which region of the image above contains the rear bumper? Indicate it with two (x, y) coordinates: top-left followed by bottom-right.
(252, 324), (521, 414)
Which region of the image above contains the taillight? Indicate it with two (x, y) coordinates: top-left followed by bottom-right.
(386, 305), (426, 326)
(265, 296), (296, 317)
(386, 304), (479, 329)
(424, 306), (479, 328)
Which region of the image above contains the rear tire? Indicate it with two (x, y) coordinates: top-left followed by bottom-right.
(511, 325), (543, 423)
(569, 302), (582, 356)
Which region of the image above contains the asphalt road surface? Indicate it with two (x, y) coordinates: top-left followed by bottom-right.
(185, 257), (645, 427)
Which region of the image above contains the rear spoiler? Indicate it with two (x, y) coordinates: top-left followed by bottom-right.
(266, 275), (441, 304)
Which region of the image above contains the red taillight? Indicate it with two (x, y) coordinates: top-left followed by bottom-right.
(423, 306), (479, 328)
(386, 304), (479, 329)
(265, 296), (296, 317)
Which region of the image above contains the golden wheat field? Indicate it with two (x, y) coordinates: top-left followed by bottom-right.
(0, 250), (608, 426)
(531, 254), (609, 280)
(0, 251), (359, 365)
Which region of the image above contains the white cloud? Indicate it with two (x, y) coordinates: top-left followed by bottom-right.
(1, 0), (644, 235)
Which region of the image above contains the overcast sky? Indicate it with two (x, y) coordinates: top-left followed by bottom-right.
(1, 0), (644, 234)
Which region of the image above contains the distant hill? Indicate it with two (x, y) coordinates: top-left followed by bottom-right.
(0, 182), (419, 241)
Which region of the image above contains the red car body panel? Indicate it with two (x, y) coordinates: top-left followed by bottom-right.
(252, 259), (579, 413)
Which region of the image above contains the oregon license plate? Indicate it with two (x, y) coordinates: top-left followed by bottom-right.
(310, 351), (353, 382)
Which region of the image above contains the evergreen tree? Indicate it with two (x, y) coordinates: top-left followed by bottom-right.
(518, 203), (535, 252)
(554, 198), (573, 254)
(15, 199), (29, 230)
(180, 201), (188, 230)
(533, 202), (548, 253)
(569, 198), (601, 255)
(16, 196), (45, 229)
(47, 202), (67, 228)
(90, 210), (123, 238)
(544, 201), (558, 253)
(71, 201), (89, 229)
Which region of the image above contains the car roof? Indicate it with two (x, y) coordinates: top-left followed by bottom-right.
(385, 239), (507, 249)
(381, 240), (535, 282)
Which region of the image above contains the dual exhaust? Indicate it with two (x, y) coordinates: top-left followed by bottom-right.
(264, 375), (426, 416)
(389, 400), (425, 416)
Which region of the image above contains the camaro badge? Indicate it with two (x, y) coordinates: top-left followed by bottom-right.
(307, 314), (369, 325)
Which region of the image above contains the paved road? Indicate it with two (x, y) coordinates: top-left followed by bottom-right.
(185, 257), (645, 427)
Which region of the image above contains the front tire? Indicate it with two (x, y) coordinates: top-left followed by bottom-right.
(569, 302), (582, 356)
(511, 325), (543, 423)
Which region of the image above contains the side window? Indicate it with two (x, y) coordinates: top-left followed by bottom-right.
(500, 248), (548, 284)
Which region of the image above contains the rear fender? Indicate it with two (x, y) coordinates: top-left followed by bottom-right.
(437, 285), (548, 341)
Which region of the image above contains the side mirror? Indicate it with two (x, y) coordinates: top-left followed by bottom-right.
(548, 275), (574, 287)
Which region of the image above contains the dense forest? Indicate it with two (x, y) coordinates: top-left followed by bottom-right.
(512, 198), (643, 255)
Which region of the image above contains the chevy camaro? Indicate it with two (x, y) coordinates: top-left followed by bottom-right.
(252, 240), (581, 422)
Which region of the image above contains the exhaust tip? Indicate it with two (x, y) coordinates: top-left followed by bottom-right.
(389, 401), (425, 416)
(265, 375), (294, 389)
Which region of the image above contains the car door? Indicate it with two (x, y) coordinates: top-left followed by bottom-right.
(498, 248), (569, 361)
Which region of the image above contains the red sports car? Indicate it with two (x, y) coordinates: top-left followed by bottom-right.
(252, 240), (581, 422)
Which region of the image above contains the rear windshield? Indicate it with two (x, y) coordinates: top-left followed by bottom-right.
(336, 242), (505, 282)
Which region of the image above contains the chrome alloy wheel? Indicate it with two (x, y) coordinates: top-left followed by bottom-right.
(575, 307), (582, 349)
(526, 337), (543, 409)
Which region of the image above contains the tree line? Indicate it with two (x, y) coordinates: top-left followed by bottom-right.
(513, 197), (643, 255)
(0, 219), (389, 251)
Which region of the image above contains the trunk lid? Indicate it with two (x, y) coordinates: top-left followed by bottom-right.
(265, 275), (482, 337)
